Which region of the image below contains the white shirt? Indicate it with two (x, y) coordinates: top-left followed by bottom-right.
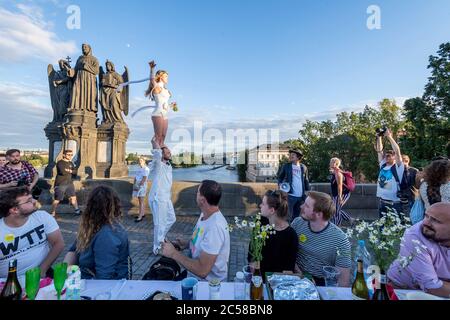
(189, 211), (230, 282)
(135, 165), (150, 184)
(148, 149), (172, 202)
(291, 164), (303, 197)
(376, 159), (405, 201)
(0, 210), (59, 278)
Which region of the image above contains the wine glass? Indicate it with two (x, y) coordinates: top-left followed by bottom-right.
(25, 267), (41, 300)
(53, 262), (68, 300)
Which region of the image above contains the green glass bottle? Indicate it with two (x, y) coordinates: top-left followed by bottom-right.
(351, 260), (369, 300)
(0, 259), (22, 300)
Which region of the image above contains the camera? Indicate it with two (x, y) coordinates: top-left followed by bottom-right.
(16, 172), (28, 187)
(376, 127), (387, 137)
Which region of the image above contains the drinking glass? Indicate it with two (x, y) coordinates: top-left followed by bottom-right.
(53, 262), (68, 300)
(25, 267), (41, 300)
(322, 266), (341, 287)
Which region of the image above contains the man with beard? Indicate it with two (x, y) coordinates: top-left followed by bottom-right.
(0, 187), (64, 278)
(388, 202), (450, 298)
(0, 149), (39, 191)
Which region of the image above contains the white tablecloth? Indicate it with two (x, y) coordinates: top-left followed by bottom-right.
(34, 279), (431, 300)
(36, 280), (241, 300)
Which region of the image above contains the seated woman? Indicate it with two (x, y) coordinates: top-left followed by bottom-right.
(64, 185), (130, 279)
(248, 190), (298, 281)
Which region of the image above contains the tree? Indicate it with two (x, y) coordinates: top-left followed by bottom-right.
(422, 42), (450, 158)
(290, 99), (404, 182)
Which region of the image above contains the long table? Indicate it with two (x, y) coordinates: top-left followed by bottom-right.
(34, 279), (427, 300)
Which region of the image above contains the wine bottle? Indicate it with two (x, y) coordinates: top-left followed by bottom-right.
(250, 261), (263, 300)
(351, 260), (369, 300)
(372, 270), (390, 300)
(0, 259), (22, 300)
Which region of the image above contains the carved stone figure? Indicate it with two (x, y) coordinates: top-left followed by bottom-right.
(99, 60), (129, 123)
(47, 59), (72, 121)
(68, 43), (99, 112)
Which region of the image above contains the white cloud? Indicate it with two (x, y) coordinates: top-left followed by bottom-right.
(0, 5), (77, 63)
(0, 81), (52, 149)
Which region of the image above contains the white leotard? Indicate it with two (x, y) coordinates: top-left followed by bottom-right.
(151, 81), (171, 119)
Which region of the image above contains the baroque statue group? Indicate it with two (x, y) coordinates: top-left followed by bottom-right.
(47, 43), (129, 125)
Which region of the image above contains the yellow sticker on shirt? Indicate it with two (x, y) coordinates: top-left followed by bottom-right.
(4, 234), (15, 242)
(299, 234), (307, 243)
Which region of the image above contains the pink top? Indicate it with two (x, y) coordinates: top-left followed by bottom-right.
(388, 222), (450, 291)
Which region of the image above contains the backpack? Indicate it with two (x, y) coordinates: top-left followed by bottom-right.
(142, 256), (182, 281)
(341, 171), (356, 192)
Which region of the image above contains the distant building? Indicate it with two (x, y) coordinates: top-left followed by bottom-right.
(246, 144), (289, 182)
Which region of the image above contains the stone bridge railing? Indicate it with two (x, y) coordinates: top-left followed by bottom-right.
(37, 179), (379, 220)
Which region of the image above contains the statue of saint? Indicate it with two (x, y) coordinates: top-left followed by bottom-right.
(99, 60), (129, 123)
(47, 59), (72, 121)
(68, 43), (99, 112)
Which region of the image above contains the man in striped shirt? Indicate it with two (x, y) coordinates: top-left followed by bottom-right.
(291, 191), (351, 287)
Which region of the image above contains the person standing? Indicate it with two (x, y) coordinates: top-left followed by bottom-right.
(277, 149), (310, 222)
(148, 137), (176, 255)
(0, 149), (39, 192)
(329, 157), (354, 226)
(374, 129), (406, 217)
(133, 157), (150, 222)
(401, 155), (419, 214)
(50, 150), (80, 217)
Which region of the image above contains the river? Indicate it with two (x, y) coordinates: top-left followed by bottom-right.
(38, 164), (241, 183)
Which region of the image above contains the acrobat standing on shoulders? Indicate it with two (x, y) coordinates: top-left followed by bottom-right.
(145, 60), (177, 147)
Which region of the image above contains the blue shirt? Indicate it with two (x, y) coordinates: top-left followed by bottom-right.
(70, 223), (129, 280)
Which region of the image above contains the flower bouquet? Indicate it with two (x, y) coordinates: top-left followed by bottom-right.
(170, 102), (178, 112)
(228, 213), (275, 263)
(346, 208), (411, 272)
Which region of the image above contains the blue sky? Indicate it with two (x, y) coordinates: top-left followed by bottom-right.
(1, 0), (449, 153)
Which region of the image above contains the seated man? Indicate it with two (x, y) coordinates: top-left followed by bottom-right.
(291, 191), (351, 287)
(388, 202), (450, 298)
(0, 187), (65, 278)
(161, 180), (230, 281)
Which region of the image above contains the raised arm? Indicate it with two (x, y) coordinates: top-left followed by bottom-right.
(375, 135), (384, 163)
(384, 129), (402, 164)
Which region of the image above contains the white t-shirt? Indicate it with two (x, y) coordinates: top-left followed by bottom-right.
(0, 210), (59, 278)
(148, 149), (172, 202)
(291, 164), (303, 197)
(135, 166), (150, 184)
(376, 159), (405, 202)
(189, 211), (230, 282)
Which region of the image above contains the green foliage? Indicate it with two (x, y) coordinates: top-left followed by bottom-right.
(286, 42), (450, 182)
(422, 42), (450, 159)
(126, 153), (139, 164)
(292, 100), (404, 182)
(22, 154), (48, 168)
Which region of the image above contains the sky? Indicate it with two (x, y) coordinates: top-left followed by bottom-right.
(0, 0), (449, 155)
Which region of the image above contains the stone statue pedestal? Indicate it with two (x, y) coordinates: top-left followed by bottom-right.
(96, 122), (129, 178)
(44, 121), (64, 178)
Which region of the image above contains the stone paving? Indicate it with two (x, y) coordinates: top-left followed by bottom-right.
(49, 206), (250, 282)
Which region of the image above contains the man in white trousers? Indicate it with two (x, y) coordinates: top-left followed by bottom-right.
(148, 137), (176, 255)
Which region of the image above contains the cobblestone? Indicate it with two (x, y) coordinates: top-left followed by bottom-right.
(49, 206), (250, 281)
